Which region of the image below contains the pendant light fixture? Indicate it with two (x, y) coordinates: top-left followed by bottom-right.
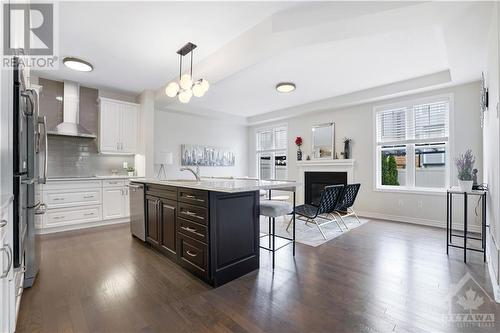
(165, 42), (209, 103)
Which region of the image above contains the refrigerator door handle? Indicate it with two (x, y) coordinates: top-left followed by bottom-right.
(37, 115), (48, 184)
(21, 91), (34, 116)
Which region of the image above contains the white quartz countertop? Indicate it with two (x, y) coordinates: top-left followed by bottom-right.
(47, 175), (139, 181)
(132, 178), (299, 193)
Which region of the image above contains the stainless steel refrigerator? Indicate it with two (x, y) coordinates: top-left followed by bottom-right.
(12, 57), (47, 288)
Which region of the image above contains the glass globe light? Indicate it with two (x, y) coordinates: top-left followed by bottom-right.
(165, 82), (179, 97)
(179, 74), (193, 90)
(192, 82), (206, 97)
(199, 79), (210, 93)
(178, 89), (193, 103)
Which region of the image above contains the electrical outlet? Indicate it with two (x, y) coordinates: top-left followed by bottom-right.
(398, 199), (404, 207)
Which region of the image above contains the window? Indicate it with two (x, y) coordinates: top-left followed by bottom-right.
(256, 125), (288, 180)
(375, 96), (451, 191)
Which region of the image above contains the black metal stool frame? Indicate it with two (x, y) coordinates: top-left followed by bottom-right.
(259, 189), (296, 269)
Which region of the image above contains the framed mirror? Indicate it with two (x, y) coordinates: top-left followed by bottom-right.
(312, 122), (335, 159)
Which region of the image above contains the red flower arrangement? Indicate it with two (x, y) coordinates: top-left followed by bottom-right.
(295, 136), (303, 146)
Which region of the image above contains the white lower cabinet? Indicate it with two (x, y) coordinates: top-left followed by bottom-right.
(37, 178), (132, 234)
(102, 187), (125, 220)
(1, 201), (15, 333)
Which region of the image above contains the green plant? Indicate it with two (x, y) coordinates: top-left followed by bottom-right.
(381, 154), (399, 186)
(126, 166), (135, 172)
(455, 149), (475, 181)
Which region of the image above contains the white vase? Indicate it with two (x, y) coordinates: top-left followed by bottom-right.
(458, 180), (473, 192)
(128, 171), (134, 177)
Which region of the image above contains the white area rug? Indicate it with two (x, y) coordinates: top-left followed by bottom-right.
(259, 215), (369, 247)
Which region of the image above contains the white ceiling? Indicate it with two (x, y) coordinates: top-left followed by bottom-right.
(35, 1), (494, 120)
(34, 1), (296, 94)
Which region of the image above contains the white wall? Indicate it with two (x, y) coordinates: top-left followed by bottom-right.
(248, 82), (483, 228)
(154, 110), (248, 179)
(483, 2), (500, 297)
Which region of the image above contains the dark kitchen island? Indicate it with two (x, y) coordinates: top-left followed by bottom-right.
(131, 178), (297, 287)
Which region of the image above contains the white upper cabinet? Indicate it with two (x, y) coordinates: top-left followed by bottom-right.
(99, 98), (139, 154)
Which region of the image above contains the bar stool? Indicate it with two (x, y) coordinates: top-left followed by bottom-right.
(259, 200), (295, 269)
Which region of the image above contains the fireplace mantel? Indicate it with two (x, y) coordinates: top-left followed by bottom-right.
(295, 159), (356, 204)
(296, 159), (355, 167)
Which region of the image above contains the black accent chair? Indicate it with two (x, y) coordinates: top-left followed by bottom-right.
(287, 185), (344, 239)
(333, 183), (361, 227)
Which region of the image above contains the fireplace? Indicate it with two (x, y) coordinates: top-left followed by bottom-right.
(305, 171), (347, 205)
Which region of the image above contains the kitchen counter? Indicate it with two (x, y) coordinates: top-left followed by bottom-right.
(133, 178), (296, 287)
(47, 175), (139, 181)
(132, 178), (298, 193)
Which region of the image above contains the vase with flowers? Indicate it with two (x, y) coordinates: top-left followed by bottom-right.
(295, 136), (303, 161)
(455, 149), (475, 192)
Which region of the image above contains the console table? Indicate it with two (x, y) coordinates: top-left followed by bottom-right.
(446, 188), (487, 263)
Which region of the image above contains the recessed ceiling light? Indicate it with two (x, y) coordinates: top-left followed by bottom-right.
(276, 82), (296, 93)
(63, 57), (93, 72)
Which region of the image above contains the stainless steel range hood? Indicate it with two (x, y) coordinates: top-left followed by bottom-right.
(47, 81), (97, 138)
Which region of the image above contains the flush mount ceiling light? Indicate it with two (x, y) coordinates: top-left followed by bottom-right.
(165, 42), (209, 103)
(276, 82), (296, 93)
(63, 57), (93, 72)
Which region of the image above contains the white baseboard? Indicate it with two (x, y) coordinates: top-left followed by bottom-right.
(357, 210), (482, 233)
(36, 217), (130, 235)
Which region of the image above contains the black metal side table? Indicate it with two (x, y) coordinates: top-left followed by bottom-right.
(446, 188), (487, 263)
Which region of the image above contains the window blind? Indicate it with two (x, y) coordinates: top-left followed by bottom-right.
(376, 100), (449, 145)
(257, 126), (287, 151)
(274, 127), (287, 150)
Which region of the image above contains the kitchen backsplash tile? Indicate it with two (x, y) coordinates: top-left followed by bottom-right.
(47, 136), (134, 177)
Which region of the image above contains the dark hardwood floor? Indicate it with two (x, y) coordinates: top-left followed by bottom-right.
(17, 220), (499, 333)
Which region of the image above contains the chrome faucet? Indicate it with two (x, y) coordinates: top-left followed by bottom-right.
(180, 165), (201, 181)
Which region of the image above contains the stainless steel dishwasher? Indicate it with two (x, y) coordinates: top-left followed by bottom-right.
(128, 182), (145, 241)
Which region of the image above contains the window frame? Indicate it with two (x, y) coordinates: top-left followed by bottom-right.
(373, 93), (454, 194)
(255, 124), (288, 180)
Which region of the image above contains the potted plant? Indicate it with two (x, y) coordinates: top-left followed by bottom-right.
(295, 136), (303, 161)
(127, 166), (135, 177)
(455, 149), (475, 192)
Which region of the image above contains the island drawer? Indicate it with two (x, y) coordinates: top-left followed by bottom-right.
(177, 202), (208, 225)
(178, 233), (208, 278)
(178, 188), (208, 207)
(178, 217), (207, 243)
(146, 184), (177, 200)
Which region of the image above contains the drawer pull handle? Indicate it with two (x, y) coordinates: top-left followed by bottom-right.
(83, 196), (94, 199)
(181, 226), (204, 237)
(184, 194), (204, 202)
(53, 216), (65, 220)
(183, 211), (203, 220)
(16, 286), (23, 297)
(0, 219), (7, 228)
(53, 198), (64, 201)
(1, 244), (12, 278)
(84, 213), (94, 216)
(186, 250), (197, 257)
